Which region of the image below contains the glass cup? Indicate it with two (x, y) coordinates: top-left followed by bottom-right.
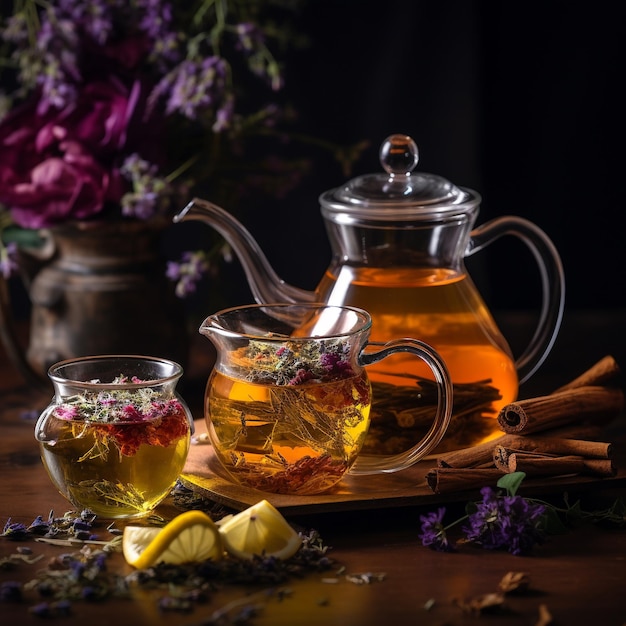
(200, 304), (453, 495)
(35, 355), (194, 519)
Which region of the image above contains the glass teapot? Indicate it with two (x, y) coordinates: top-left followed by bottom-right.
(175, 134), (565, 454)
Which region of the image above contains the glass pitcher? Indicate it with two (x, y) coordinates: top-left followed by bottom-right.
(199, 303), (453, 494)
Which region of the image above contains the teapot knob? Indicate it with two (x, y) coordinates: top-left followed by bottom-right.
(379, 134), (419, 176)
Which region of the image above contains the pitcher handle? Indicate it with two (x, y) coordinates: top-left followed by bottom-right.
(348, 338), (453, 475)
(467, 216), (565, 385)
(0, 276), (49, 391)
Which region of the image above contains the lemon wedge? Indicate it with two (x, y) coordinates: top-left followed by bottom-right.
(123, 510), (223, 568)
(218, 499), (302, 560)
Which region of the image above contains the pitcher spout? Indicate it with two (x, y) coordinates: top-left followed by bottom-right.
(174, 198), (316, 305)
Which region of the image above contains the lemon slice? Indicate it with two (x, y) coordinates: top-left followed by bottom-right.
(122, 525), (163, 566)
(123, 510), (223, 568)
(218, 499), (302, 560)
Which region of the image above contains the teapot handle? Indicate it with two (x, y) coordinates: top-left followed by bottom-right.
(467, 216), (565, 385)
(348, 338), (454, 475)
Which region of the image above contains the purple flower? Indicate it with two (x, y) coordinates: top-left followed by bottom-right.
(27, 515), (52, 535)
(54, 405), (79, 420)
(320, 351), (353, 376)
(0, 242), (18, 279)
(29, 600), (72, 617)
(1, 519), (28, 540)
(29, 602), (52, 618)
(154, 56), (229, 122)
(0, 581), (22, 602)
(119, 153), (171, 219)
(235, 23), (265, 53)
(418, 507), (455, 552)
(213, 94), (235, 132)
(288, 368), (315, 385)
(462, 486), (546, 555)
(167, 251), (210, 297)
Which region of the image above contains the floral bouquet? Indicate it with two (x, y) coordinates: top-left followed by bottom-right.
(0, 0), (309, 295)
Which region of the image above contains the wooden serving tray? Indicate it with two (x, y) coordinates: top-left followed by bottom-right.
(180, 421), (626, 516)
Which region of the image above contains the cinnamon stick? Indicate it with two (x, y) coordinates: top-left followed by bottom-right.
(553, 355), (622, 393)
(494, 436), (611, 460)
(436, 425), (605, 469)
(427, 356), (623, 494)
(507, 453), (616, 478)
(425, 468), (504, 494)
(437, 436), (513, 468)
(496, 385), (624, 435)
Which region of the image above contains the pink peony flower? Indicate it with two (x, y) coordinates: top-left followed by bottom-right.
(37, 78), (142, 156)
(0, 78), (142, 228)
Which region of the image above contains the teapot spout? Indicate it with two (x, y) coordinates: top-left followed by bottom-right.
(174, 198), (317, 305)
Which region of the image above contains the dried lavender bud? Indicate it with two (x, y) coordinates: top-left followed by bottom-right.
(0, 581), (22, 602)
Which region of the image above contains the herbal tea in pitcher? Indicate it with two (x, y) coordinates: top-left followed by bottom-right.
(200, 304), (453, 495)
(318, 266), (517, 454)
(206, 369), (371, 495)
(36, 356), (193, 519)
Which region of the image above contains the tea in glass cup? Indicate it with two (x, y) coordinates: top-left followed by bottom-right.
(35, 355), (193, 519)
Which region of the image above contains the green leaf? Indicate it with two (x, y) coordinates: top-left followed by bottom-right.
(2, 225), (45, 248)
(496, 471), (526, 496)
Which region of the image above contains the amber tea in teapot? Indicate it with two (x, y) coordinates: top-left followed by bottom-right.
(176, 134), (564, 455)
(317, 266), (515, 453)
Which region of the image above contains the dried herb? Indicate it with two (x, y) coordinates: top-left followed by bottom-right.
(23, 545), (129, 603)
(211, 380), (367, 462)
(51, 375), (189, 460)
(363, 376), (502, 455)
(228, 454), (348, 494)
(1, 498), (338, 623)
(208, 339), (371, 494)
(231, 338), (356, 386)
(69, 479), (153, 512)
(2, 509), (102, 543)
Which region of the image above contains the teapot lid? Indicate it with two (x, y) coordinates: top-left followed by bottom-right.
(320, 134), (480, 221)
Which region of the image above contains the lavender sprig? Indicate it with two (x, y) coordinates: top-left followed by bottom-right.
(418, 472), (626, 556)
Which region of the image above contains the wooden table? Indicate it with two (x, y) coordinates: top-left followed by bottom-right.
(1, 310), (625, 626)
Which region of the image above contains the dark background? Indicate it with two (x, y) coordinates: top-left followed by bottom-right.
(216, 0), (626, 315)
(5, 1), (626, 324)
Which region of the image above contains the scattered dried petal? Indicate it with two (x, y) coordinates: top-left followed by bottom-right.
(345, 572), (386, 585)
(499, 571), (531, 594)
(536, 603), (554, 626)
(0, 580), (22, 602)
(454, 592), (506, 615)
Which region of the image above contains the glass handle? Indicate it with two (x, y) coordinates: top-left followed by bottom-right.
(349, 338), (453, 475)
(467, 216), (565, 384)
